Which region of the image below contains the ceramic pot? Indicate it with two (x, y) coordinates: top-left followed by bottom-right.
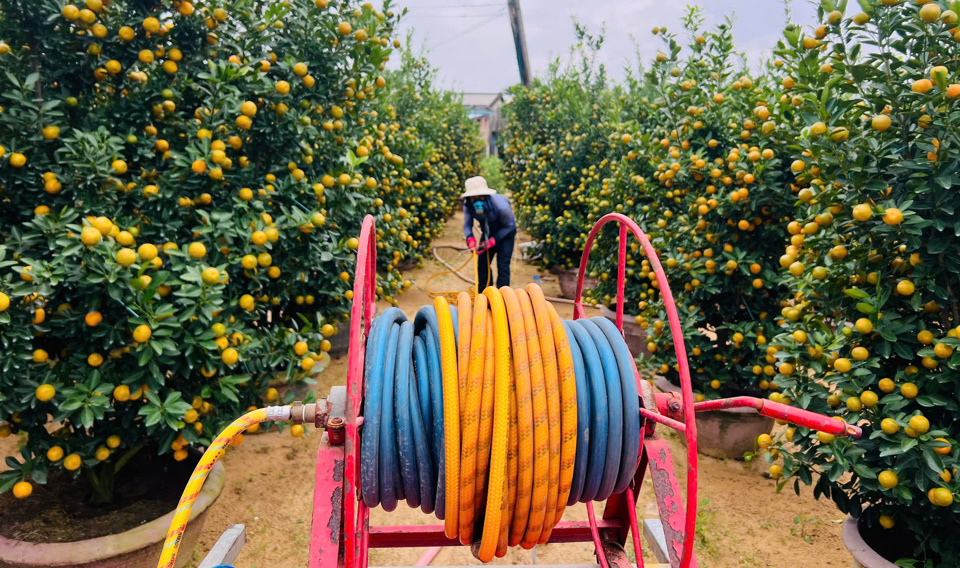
(0, 462), (225, 568)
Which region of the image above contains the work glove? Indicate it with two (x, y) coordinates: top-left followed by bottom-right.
(466, 236), (477, 250)
(476, 237), (496, 253)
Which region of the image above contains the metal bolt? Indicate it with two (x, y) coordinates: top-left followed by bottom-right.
(327, 416), (345, 445)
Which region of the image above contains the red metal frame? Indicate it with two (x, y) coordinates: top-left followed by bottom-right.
(306, 213), (861, 568)
(366, 519), (625, 548)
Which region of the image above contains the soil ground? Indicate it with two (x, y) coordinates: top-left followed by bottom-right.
(1, 211), (854, 568)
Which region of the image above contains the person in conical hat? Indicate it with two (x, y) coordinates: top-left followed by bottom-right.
(462, 176), (517, 290)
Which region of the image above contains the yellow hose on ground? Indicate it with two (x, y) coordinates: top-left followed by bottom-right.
(435, 297), (461, 541)
(478, 287), (511, 562)
(425, 245), (493, 302)
(517, 289), (549, 549)
(425, 252), (476, 302)
(157, 408), (278, 568)
(500, 287), (534, 548)
(526, 284), (562, 543)
(458, 293), (488, 544)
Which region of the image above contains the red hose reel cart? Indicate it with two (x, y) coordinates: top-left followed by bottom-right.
(198, 213), (861, 568)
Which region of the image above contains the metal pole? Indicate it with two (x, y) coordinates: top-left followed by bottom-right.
(507, 0), (531, 86)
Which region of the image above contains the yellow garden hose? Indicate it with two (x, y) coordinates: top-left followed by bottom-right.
(458, 293), (488, 544)
(499, 374), (518, 558)
(457, 292), (473, 413)
(517, 289), (549, 549)
(526, 284), (563, 543)
(435, 297), (461, 541)
(157, 406), (289, 568)
(424, 245), (492, 302)
(548, 301), (578, 529)
(473, 316), (496, 516)
(425, 252), (476, 302)
(478, 286), (511, 562)
(500, 287), (535, 548)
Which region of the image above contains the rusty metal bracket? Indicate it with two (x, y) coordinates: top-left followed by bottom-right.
(645, 434), (697, 568)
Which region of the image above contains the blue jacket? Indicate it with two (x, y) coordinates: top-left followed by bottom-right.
(463, 194), (516, 242)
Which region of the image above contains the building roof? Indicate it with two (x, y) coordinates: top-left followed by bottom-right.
(461, 92), (503, 110)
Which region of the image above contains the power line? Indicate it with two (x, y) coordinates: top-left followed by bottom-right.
(404, 10), (507, 18)
(400, 2), (504, 7)
(428, 9), (507, 48)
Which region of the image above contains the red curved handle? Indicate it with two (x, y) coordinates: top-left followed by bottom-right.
(573, 213), (698, 568)
(345, 215), (379, 568)
(694, 397), (863, 438)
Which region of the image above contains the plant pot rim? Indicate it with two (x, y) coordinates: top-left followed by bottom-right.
(653, 376), (758, 414)
(842, 514), (898, 568)
(0, 461), (225, 565)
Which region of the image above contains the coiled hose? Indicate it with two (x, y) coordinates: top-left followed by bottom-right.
(361, 284), (641, 562)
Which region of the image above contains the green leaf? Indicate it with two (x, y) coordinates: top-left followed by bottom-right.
(855, 302), (876, 314)
(80, 407), (94, 429)
(145, 390), (162, 406)
(852, 464), (876, 479)
(922, 448), (945, 473)
(844, 288), (870, 300)
(915, 395), (945, 407)
(0, 475), (21, 494)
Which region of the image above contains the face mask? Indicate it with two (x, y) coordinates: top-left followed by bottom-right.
(472, 199), (486, 217)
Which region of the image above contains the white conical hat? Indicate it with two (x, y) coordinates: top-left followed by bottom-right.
(462, 176), (497, 199)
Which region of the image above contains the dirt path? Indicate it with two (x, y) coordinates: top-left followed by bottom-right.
(2, 210), (854, 568)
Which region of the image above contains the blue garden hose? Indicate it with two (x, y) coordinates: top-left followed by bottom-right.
(562, 320), (591, 506)
(576, 318), (623, 502)
(411, 336), (437, 514)
(413, 336), (432, 443)
(564, 320), (608, 503)
(593, 317), (641, 494)
(395, 321), (419, 508)
(379, 322), (402, 510)
(414, 306), (448, 519)
(360, 307), (405, 511)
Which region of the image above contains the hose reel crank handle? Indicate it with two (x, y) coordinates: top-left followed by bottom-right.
(693, 396), (862, 437)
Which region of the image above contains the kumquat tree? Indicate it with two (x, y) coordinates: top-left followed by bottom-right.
(0, 0), (480, 503)
(762, 0), (960, 564)
(373, 42), (484, 272)
(607, 12), (797, 400)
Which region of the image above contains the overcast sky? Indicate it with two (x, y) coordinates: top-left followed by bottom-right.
(392, 0), (820, 93)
